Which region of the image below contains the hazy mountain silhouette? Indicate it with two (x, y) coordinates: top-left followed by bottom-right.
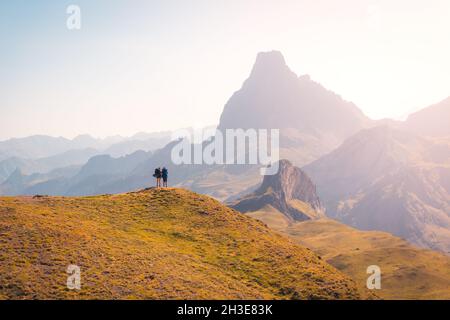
(58, 150), (153, 196)
(90, 139), (251, 198)
(0, 148), (99, 184)
(0, 135), (83, 160)
(0, 158), (35, 184)
(0, 131), (173, 192)
(0, 132), (172, 162)
(304, 126), (450, 253)
(103, 135), (171, 158)
(0, 165), (81, 196)
(404, 96), (450, 137)
(0, 151), (153, 196)
(218, 51), (372, 165)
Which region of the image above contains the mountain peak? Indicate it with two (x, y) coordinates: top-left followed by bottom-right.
(256, 159), (303, 194)
(254, 50), (286, 67)
(256, 159), (322, 209)
(232, 160), (324, 221)
(249, 50), (292, 79)
(218, 51), (371, 141)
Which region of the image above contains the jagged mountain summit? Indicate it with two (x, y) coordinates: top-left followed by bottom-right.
(218, 51), (372, 166)
(218, 51), (370, 134)
(231, 160), (325, 221)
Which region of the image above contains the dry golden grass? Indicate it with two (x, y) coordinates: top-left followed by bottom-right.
(0, 188), (364, 300)
(247, 207), (450, 300)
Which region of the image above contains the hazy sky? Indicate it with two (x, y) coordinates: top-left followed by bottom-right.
(1, 0), (450, 140)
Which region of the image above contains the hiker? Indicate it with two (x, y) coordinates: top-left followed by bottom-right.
(153, 167), (162, 188)
(162, 167), (168, 187)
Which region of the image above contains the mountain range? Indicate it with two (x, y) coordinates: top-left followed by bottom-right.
(0, 148), (99, 184)
(304, 126), (450, 253)
(1, 50), (449, 256)
(0, 131), (172, 183)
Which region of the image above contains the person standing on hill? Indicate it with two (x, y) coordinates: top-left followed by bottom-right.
(162, 167), (168, 187)
(153, 167), (162, 188)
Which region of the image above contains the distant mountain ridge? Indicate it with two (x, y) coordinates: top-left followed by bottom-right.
(0, 148), (99, 184)
(0, 131), (173, 191)
(0, 131), (172, 162)
(304, 126), (450, 253)
(403, 96), (450, 137)
(0, 150), (153, 196)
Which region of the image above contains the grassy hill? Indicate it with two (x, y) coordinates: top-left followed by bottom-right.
(0, 188), (365, 300)
(247, 207), (450, 299)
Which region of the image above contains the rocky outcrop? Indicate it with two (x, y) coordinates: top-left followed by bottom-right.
(231, 160), (324, 221)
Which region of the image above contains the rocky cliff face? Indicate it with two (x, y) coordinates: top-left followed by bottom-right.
(231, 160), (324, 221)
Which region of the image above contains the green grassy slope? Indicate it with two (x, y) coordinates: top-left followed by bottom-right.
(0, 188), (364, 300)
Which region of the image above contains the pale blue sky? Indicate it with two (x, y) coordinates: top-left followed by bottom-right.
(1, 0), (450, 139)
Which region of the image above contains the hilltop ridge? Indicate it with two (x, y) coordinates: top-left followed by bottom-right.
(0, 188), (364, 299)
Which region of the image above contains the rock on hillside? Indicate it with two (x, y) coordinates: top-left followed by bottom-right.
(231, 160), (325, 221)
